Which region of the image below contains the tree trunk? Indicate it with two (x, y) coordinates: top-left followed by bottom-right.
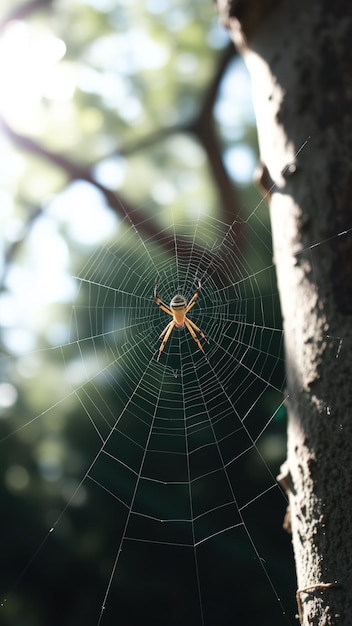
(217, 1), (352, 624)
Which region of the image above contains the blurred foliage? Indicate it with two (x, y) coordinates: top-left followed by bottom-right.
(0, 0), (296, 625)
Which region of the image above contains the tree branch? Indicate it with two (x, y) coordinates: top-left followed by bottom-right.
(187, 43), (240, 226)
(0, 117), (150, 228)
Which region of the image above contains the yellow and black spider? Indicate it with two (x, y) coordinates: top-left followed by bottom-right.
(154, 279), (208, 361)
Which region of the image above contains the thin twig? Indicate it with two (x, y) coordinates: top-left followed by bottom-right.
(296, 582), (341, 624)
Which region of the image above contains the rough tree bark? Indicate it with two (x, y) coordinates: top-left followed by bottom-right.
(216, 1), (352, 624)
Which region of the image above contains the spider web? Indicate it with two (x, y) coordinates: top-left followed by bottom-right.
(1, 202), (296, 625)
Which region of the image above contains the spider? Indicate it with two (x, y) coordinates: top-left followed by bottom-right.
(154, 279), (208, 361)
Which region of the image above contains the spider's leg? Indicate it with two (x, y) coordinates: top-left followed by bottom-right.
(186, 317), (209, 343)
(157, 320), (175, 361)
(157, 302), (173, 316)
(185, 291), (199, 314)
(154, 287), (173, 316)
(159, 320), (173, 339)
(184, 318), (207, 358)
(185, 278), (202, 314)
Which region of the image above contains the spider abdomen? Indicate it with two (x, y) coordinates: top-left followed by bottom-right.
(170, 295), (187, 328)
(170, 294), (187, 310)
